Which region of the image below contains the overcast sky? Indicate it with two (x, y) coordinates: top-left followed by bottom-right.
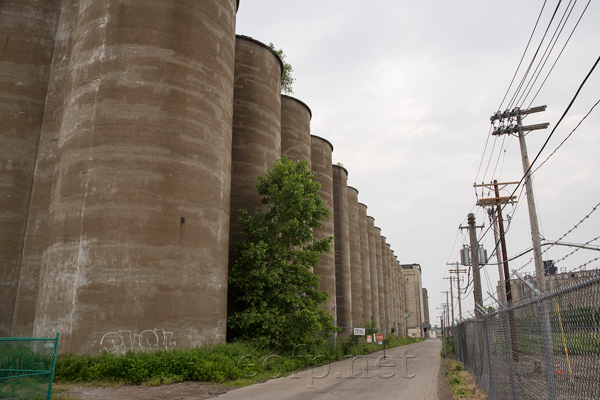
(235, 0), (600, 325)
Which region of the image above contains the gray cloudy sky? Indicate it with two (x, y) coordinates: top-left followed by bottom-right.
(235, 0), (600, 324)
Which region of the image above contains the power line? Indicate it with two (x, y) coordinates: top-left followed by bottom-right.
(497, 0), (549, 111)
(516, 0), (580, 108)
(526, 0), (592, 108)
(531, 98), (600, 175)
(507, 0), (565, 110)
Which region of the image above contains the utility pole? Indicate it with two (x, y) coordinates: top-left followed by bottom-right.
(474, 180), (517, 307)
(468, 213), (483, 318)
(491, 106), (549, 292)
(447, 262), (466, 322)
(443, 277), (455, 324)
(442, 292), (450, 328)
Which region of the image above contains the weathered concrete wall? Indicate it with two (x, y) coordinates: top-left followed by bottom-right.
(374, 227), (385, 330)
(229, 35), (282, 275)
(281, 95), (311, 167)
(310, 135), (335, 318)
(12, 0), (79, 337)
(367, 216), (379, 327)
(0, 0), (60, 336)
(332, 165), (351, 331)
(358, 203), (371, 325)
(347, 187), (362, 327)
(33, 0), (238, 353)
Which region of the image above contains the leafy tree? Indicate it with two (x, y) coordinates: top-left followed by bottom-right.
(269, 43), (295, 95)
(228, 157), (334, 349)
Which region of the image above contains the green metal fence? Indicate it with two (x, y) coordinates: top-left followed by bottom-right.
(0, 333), (60, 400)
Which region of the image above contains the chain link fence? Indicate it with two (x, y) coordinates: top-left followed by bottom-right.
(0, 333), (60, 400)
(453, 274), (600, 400)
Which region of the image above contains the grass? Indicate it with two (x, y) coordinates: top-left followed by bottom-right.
(51, 335), (421, 387)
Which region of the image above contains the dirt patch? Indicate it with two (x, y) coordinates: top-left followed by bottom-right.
(53, 382), (235, 400)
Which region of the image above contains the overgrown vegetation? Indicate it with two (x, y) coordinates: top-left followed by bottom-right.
(227, 157), (335, 350)
(443, 359), (486, 399)
(268, 43), (295, 94)
(52, 336), (420, 386)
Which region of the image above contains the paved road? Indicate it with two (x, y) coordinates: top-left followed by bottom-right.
(210, 339), (442, 400)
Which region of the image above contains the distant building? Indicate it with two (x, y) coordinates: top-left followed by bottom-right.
(402, 264), (425, 338)
(497, 266), (600, 305)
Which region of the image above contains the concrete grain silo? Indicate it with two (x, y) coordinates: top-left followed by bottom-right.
(389, 247), (398, 332)
(367, 216), (379, 326)
(33, 0), (239, 353)
(12, 0), (79, 337)
(0, 0), (61, 337)
(228, 35), (282, 275)
(396, 256), (407, 335)
(346, 187), (362, 327)
(310, 135), (336, 318)
(281, 95), (311, 167)
(374, 227), (385, 330)
(332, 165), (351, 331)
(381, 238), (391, 333)
(358, 203), (372, 325)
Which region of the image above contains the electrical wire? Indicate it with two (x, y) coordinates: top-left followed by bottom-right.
(525, 0), (592, 109)
(515, 0), (580, 108)
(507, 0), (564, 110)
(531, 98), (600, 175)
(498, 0), (549, 111)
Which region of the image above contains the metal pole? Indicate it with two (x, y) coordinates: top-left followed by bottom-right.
(441, 313), (447, 357)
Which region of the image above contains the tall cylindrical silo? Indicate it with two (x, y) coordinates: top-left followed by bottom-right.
(389, 247), (398, 333)
(367, 216), (379, 327)
(332, 165), (351, 332)
(12, 0), (78, 337)
(358, 203), (371, 325)
(33, 0), (239, 353)
(310, 135), (335, 318)
(281, 95), (311, 167)
(347, 187), (362, 327)
(0, 0), (60, 337)
(382, 241), (392, 333)
(380, 236), (391, 334)
(228, 35), (282, 277)
(397, 256), (407, 335)
(374, 227), (385, 331)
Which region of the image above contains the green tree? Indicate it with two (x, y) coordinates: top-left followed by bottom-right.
(269, 43), (295, 95)
(228, 157), (334, 349)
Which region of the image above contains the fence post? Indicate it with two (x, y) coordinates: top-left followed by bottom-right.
(513, 270), (557, 400)
(46, 332), (60, 400)
(483, 315), (495, 400)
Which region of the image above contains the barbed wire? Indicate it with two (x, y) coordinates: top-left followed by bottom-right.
(542, 200), (600, 257)
(554, 234), (600, 266)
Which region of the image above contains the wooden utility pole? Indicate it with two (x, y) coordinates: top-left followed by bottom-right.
(491, 106), (549, 292)
(447, 263), (467, 322)
(474, 180), (517, 307)
(468, 213), (483, 318)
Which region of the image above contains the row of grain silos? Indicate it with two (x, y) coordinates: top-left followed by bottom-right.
(0, 0), (409, 354)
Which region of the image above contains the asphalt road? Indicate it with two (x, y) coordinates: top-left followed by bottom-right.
(210, 339), (442, 400)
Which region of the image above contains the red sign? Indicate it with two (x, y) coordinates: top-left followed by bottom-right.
(376, 333), (384, 341)
(366, 335), (372, 343)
